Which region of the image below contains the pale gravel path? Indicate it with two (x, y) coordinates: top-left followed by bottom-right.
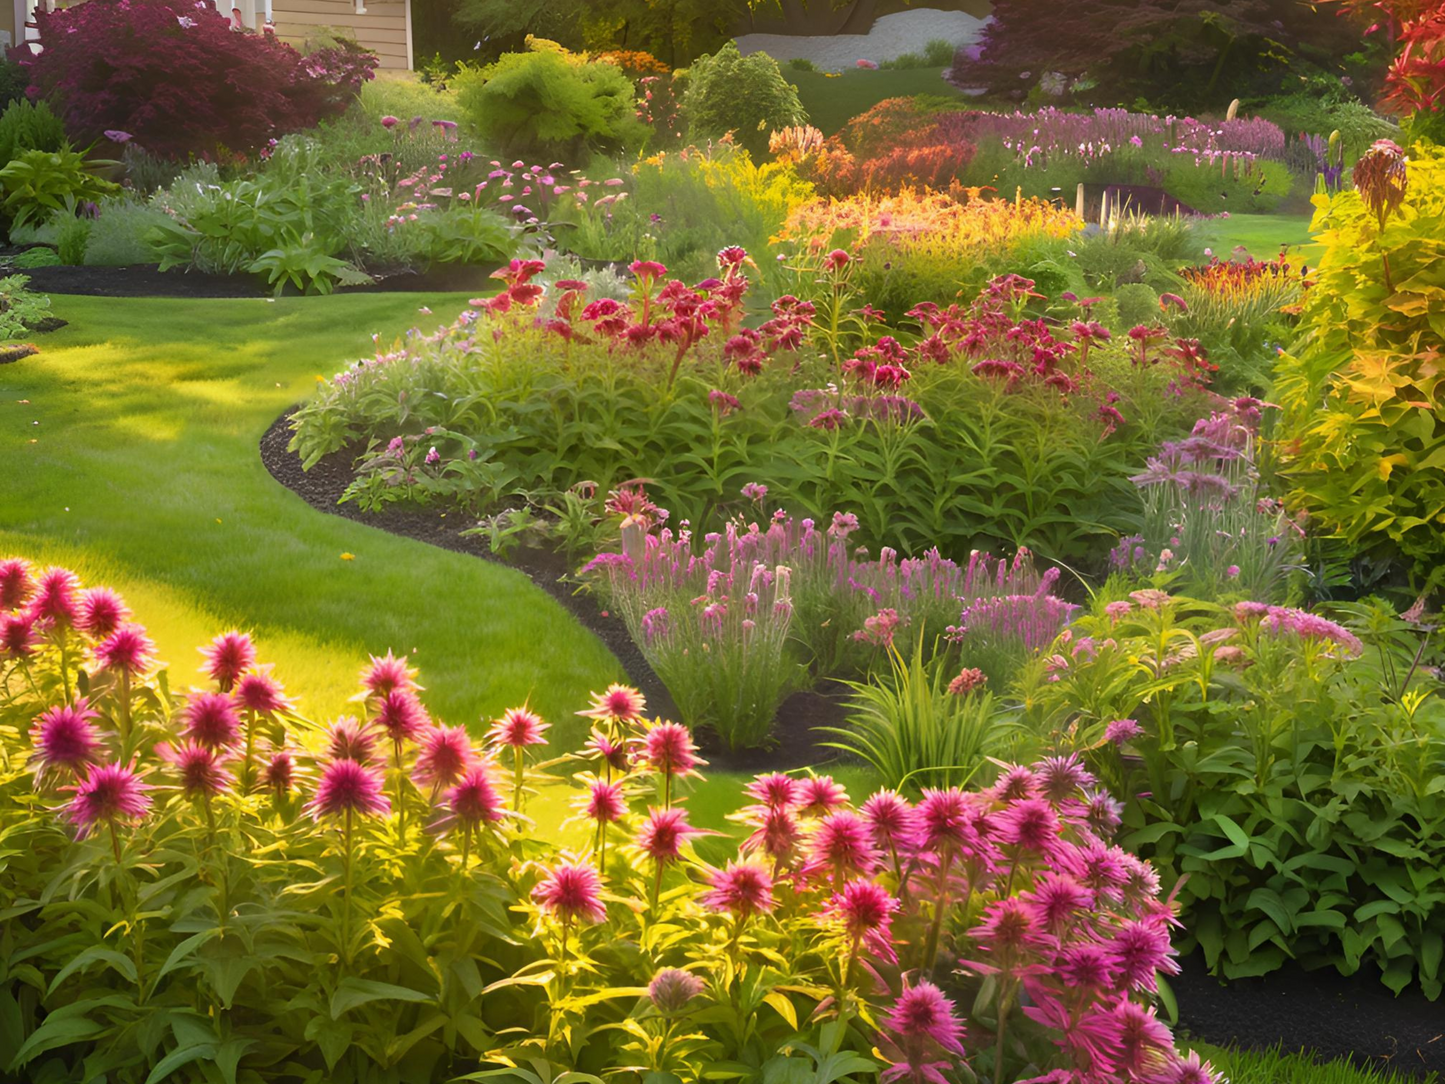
(735, 7), (989, 72)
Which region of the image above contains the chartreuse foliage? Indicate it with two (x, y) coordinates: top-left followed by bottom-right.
(1275, 146), (1445, 590)
(1025, 590), (1445, 999)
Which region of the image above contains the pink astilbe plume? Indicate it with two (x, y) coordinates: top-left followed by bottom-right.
(373, 688), (429, 745)
(746, 772), (800, 810)
(412, 724), (477, 789)
(93, 625), (156, 678)
(826, 879), (900, 962)
(326, 717), (378, 764)
(180, 691), (242, 749)
(578, 683), (647, 724)
(532, 860), (606, 924)
(157, 740), (235, 799)
(488, 706), (549, 748)
(445, 763), (506, 827)
(307, 759), (390, 820)
(636, 805), (702, 865)
(578, 778), (627, 824)
(879, 981), (968, 1084)
(807, 810), (880, 882)
(200, 631), (255, 690)
(29, 699), (103, 782)
(28, 567), (80, 628)
(360, 650), (418, 699)
(0, 558), (34, 610)
(67, 761), (151, 838)
(797, 775), (849, 816)
(234, 668), (292, 715)
(702, 860), (775, 919)
(77, 589), (128, 639)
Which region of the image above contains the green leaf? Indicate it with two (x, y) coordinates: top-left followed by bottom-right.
(143, 1041), (218, 1084)
(329, 977), (435, 1018)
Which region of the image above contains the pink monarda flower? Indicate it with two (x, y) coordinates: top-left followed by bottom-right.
(68, 761), (152, 837)
(797, 775), (849, 816)
(327, 717), (378, 764)
(994, 797), (1062, 855)
(446, 764), (506, 826)
(157, 740), (235, 799)
(29, 699), (103, 782)
(579, 683), (647, 724)
(200, 631), (255, 689)
(373, 688), (429, 745)
(971, 896), (1051, 963)
(532, 860), (606, 924)
(488, 706), (549, 748)
(77, 589), (129, 639)
(1084, 788), (1123, 837)
(1033, 753), (1095, 801)
(1022, 870), (1094, 934)
(917, 787), (973, 852)
(643, 721), (704, 778)
(585, 729), (632, 774)
(0, 558), (34, 610)
(807, 811), (879, 881)
(743, 805), (802, 864)
(1112, 1001), (1176, 1080)
(1170, 1049), (1221, 1084)
(636, 805), (701, 865)
(307, 759), (390, 820)
(746, 772), (800, 810)
(827, 879), (900, 960)
(880, 981), (967, 1084)
(701, 860), (775, 919)
(234, 668), (292, 715)
(360, 650), (418, 699)
(579, 778), (627, 824)
(180, 691), (242, 749)
(412, 724), (476, 789)
(1105, 718), (1144, 746)
(648, 968), (704, 1014)
(861, 790), (921, 854)
(93, 625), (156, 678)
(1, 614), (37, 658)
(994, 764), (1040, 802)
(28, 567), (80, 628)
(1106, 918), (1179, 992)
(263, 749), (295, 795)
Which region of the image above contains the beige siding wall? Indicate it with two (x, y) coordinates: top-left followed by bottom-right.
(273, 0), (410, 69)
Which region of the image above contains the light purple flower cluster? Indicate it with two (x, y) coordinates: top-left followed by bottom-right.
(1234, 602), (1363, 658)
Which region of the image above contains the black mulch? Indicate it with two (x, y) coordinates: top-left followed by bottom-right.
(259, 408), (848, 773)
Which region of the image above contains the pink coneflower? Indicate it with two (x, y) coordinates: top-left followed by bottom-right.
(373, 689), (429, 745)
(578, 683), (647, 724)
(29, 699), (103, 782)
(77, 589), (129, 639)
(68, 761), (152, 846)
(200, 631), (255, 690)
(637, 805), (701, 867)
(827, 879), (900, 964)
(1022, 871), (1093, 934)
(360, 650), (417, 699)
(579, 778), (627, 824)
(1, 614), (36, 658)
(28, 567), (80, 628)
(994, 797), (1061, 856)
(327, 717), (378, 764)
(307, 759), (390, 820)
(532, 860), (606, 924)
(413, 724), (477, 790)
(263, 749), (295, 796)
(746, 772), (800, 810)
(234, 668), (291, 715)
(807, 811), (879, 882)
(93, 625), (155, 678)
(1105, 918), (1178, 992)
(488, 706), (549, 747)
(0, 558), (34, 610)
(797, 775), (849, 816)
(157, 740), (234, 799)
(1033, 754), (1095, 801)
(702, 860), (775, 921)
(648, 968), (704, 1014)
(181, 691), (242, 749)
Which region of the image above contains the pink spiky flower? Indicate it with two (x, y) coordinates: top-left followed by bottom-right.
(994, 764), (1040, 801)
(879, 981), (967, 1084)
(263, 749), (295, 796)
(1033, 753), (1095, 801)
(488, 706), (549, 748)
(0, 558), (34, 610)
(1021, 870), (1093, 934)
(797, 775), (849, 816)
(861, 790), (921, 855)
(77, 589), (129, 640)
(648, 968), (705, 1014)
(994, 797), (1062, 856)
(1169, 1050), (1221, 1084)
(917, 787), (974, 852)
(826, 879), (900, 962)
(446, 763), (506, 827)
(701, 860), (775, 920)
(578, 778), (627, 824)
(1112, 1002), (1176, 1080)
(532, 860), (606, 924)
(1, 614), (36, 658)
(636, 805), (702, 865)
(578, 683), (647, 724)
(180, 691), (242, 749)
(373, 689), (429, 745)
(807, 810), (879, 882)
(157, 740), (235, 799)
(643, 721), (703, 777)
(743, 805), (802, 866)
(745, 772), (799, 810)
(28, 567), (80, 628)
(93, 625), (156, 678)
(584, 729), (632, 774)
(29, 699), (103, 782)
(234, 668), (292, 715)
(200, 631), (255, 690)
(307, 759), (390, 820)
(326, 717), (378, 764)
(68, 761), (152, 839)
(1106, 918), (1179, 992)
(413, 724), (477, 790)
(360, 650), (418, 699)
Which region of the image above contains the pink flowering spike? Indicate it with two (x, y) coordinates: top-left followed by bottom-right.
(181, 690), (243, 749)
(648, 968), (704, 1013)
(157, 740), (234, 799)
(68, 761), (151, 838)
(29, 699), (103, 782)
(77, 589), (129, 640)
(326, 717), (378, 764)
(0, 558), (35, 610)
(234, 667), (292, 715)
(994, 797), (1062, 856)
(360, 650), (418, 699)
(636, 805), (702, 865)
(200, 631), (255, 690)
(577, 683), (647, 725)
(93, 624), (156, 678)
(412, 724), (477, 790)
(643, 720), (705, 780)
(532, 859), (606, 924)
(796, 774), (849, 817)
(307, 759), (390, 820)
(745, 772), (800, 810)
(29, 567), (81, 628)
(446, 763), (506, 827)
(806, 810), (879, 883)
(373, 688), (429, 745)
(578, 778), (628, 824)
(826, 879), (900, 962)
(488, 706), (549, 748)
(861, 789), (922, 854)
(701, 860), (775, 919)
(917, 787), (973, 852)
(262, 749), (295, 796)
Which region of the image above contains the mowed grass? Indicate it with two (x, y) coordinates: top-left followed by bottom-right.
(1196, 212), (1322, 261)
(789, 66), (966, 135)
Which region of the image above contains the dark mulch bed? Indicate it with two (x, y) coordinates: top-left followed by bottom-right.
(259, 408), (847, 772)
(12, 262), (499, 299)
(1172, 951), (1445, 1076)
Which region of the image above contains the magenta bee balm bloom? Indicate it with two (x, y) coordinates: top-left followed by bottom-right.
(373, 688), (429, 744)
(360, 650), (418, 699)
(701, 860), (775, 919)
(446, 763), (506, 826)
(579, 778), (627, 824)
(488, 706), (549, 748)
(93, 625), (156, 677)
(29, 699), (103, 782)
(77, 589), (129, 639)
(68, 761), (152, 838)
(532, 860), (606, 924)
(234, 668), (292, 715)
(412, 724), (476, 789)
(307, 759), (390, 820)
(157, 740), (235, 798)
(648, 968), (704, 1014)
(180, 691), (242, 749)
(0, 558), (34, 610)
(327, 717), (378, 764)
(578, 683), (647, 724)
(200, 630), (255, 689)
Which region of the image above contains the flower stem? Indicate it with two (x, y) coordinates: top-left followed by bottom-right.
(922, 849), (954, 977)
(342, 808), (355, 965)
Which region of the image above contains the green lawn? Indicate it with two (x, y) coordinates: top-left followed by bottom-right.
(1195, 212), (1322, 261)
(788, 66), (966, 135)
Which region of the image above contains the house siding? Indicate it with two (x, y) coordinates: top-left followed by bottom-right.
(273, 0), (410, 69)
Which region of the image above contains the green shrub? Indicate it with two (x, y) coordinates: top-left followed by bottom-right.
(785, 56), (818, 73)
(0, 57), (27, 109)
(1276, 146), (1445, 590)
(81, 199), (170, 266)
(9, 245), (61, 268)
(55, 215), (91, 265)
(0, 148), (120, 234)
(452, 48), (643, 158)
(0, 273), (53, 338)
(359, 70), (464, 127)
(0, 98), (68, 169)
(1112, 282), (1160, 327)
(680, 42), (807, 159)
(922, 39), (956, 66)
(1161, 156), (1294, 214)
